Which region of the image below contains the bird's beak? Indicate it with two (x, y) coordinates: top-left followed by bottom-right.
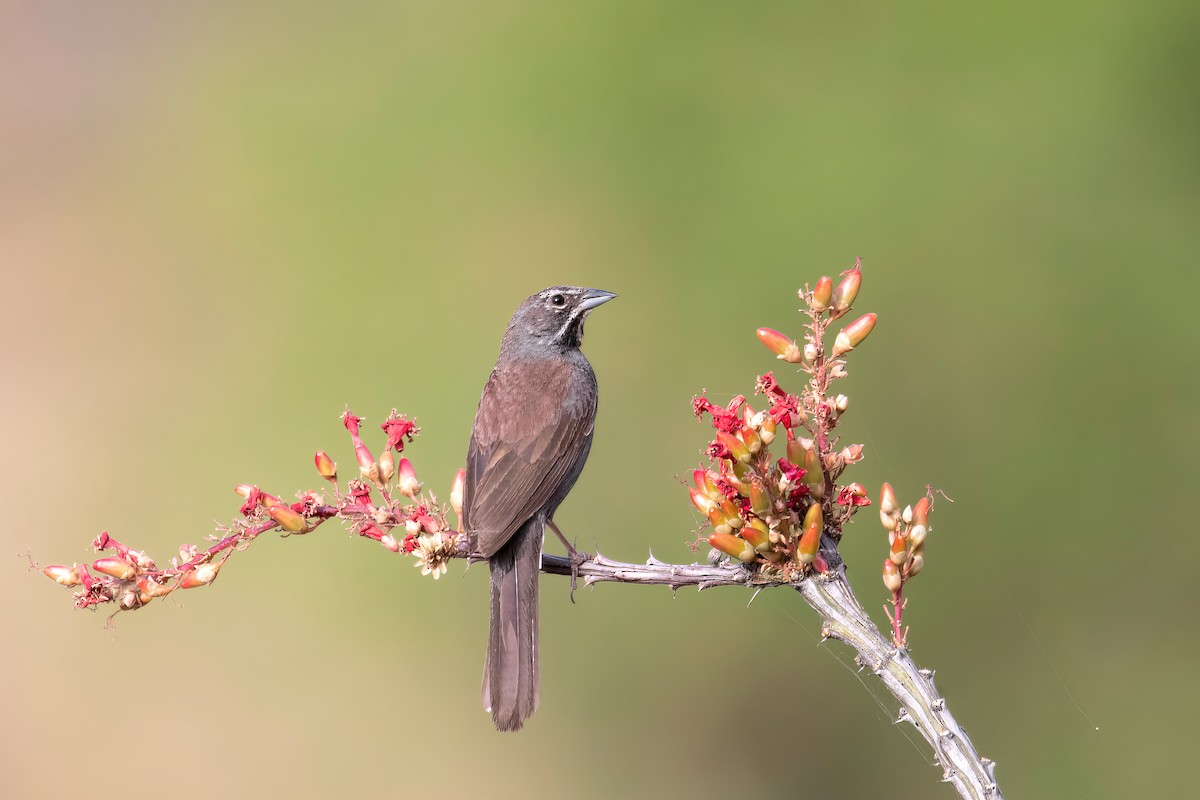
(578, 289), (618, 311)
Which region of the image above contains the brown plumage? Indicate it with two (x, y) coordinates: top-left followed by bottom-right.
(464, 286), (616, 731)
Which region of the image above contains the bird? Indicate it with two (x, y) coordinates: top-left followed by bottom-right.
(464, 285), (616, 731)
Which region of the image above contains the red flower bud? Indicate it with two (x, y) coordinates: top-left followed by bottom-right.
(378, 449), (396, 484)
(137, 576), (175, 598)
(268, 504), (309, 534)
(912, 496), (931, 527)
(749, 482), (770, 516)
(708, 531), (757, 563)
(796, 504), (822, 564)
(831, 259), (862, 318)
(92, 557), (137, 580)
(740, 517), (771, 552)
(450, 468), (466, 519)
(811, 276), (833, 312)
(756, 328), (805, 363)
(882, 558), (902, 593)
(180, 561), (222, 588)
(715, 431), (751, 464)
(314, 451), (337, 482)
(396, 458), (421, 498)
(43, 564), (81, 586)
(889, 530), (909, 565)
(832, 313), (877, 357)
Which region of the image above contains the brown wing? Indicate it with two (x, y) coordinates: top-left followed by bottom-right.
(465, 360), (596, 558)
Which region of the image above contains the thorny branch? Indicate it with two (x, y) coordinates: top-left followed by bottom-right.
(35, 260), (1003, 799)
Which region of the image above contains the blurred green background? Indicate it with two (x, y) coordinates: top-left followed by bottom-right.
(3, 1), (1197, 797)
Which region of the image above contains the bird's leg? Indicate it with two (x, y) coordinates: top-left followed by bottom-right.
(547, 519), (586, 601)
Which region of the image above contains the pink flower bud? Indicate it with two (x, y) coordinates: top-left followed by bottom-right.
(715, 431), (751, 464)
(740, 517), (771, 552)
(396, 458), (421, 498)
(450, 468), (466, 519)
(180, 561), (221, 588)
(880, 482), (898, 515)
(889, 530), (909, 565)
(912, 497), (931, 527)
(832, 313), (877, 357)
(380, 534), (401, 553)
(756, 328), (804, 363)
(796, 504), (822, 564)
(378, 449), (396, 484)
(92, 557), (137, 580)
(43, 565), (81, 586)
(811, 276), (833, 312)
(831, 259), (862, 318)
(882, 558), (902, 593)
(314, 451), (337, 482)
(708, 531), (757, 563)
(907, 549), (925, 577)
(137, 576), (175, 598)
(268, 504), (309, 534)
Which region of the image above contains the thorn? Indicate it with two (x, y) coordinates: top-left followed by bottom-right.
(941, 769), (955, 783)
(894, 709), (912, 725)
(646, 549), (665, 566)
(747, 587), (763, 607)
(919, 668), (935, 678)
(932, 698), (945, 711)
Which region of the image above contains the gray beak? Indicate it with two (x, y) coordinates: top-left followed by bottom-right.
(578, 289), (618, 311)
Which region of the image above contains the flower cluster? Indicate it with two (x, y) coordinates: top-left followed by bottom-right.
(689, 260), (876, 577)
(39, 407), (465, 616)
(879, 483), (935, 647)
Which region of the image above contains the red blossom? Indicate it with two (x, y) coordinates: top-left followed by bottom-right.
(381, 412), (419, 453)
(692, 396), (718, 419)
(712, 477), (739, 498)
(706, 440), (731, 461)
(239, 488), (265, 517)
(348, 481), (372, 505)
(402, 534), (419, 553)
(837, 485), (872, 507)
(358, 522), (385, 542)
(341, 410), (363, 436)
(755, 372), (787, 398)
(777, 458), (806, 484)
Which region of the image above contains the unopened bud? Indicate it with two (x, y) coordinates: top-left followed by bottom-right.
(902, 504), (913, 525)
(92, 557), (137, 580)
(378, 449), (396, 484)
(450, 468), (466, 519)
(803, 342), (817, 363)
(268, 504), (309, 534)
(756, 328), (805, 363)
(907, 549), (925, 577)
(749, 482), (770, 516)
(831, 260), (862, 318)
(811, 276), (833, 312)
(883, 558), (902, 593)
(796, 504), (822, 564)
(180, 561), (221, 588)
(739, 427), (762, 455)
(43, 565), (81, 586)
(758, 414), (776, 445)
(834, 394), (849, 413)
(912, 497), (931, 527)
(880, 482), (898, 515)
(908, 523), (928, 550)
(741, 517), (771, 552)
(889, 530), (909, 565)
(719, 498), (745, 529)
(690, 487), (718, 515)
(137, 576), (175, 598)
(708, 531), (757, 563)
(716, 431), (752, 464)
(380, 534), (401, 553)
(396, 458), (421, 498)
(314, 451), (337, 482)
(832, 313), (877, 357)
(799, 439), (822, 484)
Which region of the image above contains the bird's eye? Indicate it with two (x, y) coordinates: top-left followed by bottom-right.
(550, 294), (566, 307)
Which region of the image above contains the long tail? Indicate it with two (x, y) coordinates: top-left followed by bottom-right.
(483, 516), (541, 731)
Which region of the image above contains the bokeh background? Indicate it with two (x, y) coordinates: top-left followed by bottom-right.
(3, 1), (1197, 797)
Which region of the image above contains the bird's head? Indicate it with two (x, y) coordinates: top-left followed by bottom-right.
(503, 286), (617, 351)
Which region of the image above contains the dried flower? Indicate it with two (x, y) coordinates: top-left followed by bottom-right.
(413, 532), (454, 579)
